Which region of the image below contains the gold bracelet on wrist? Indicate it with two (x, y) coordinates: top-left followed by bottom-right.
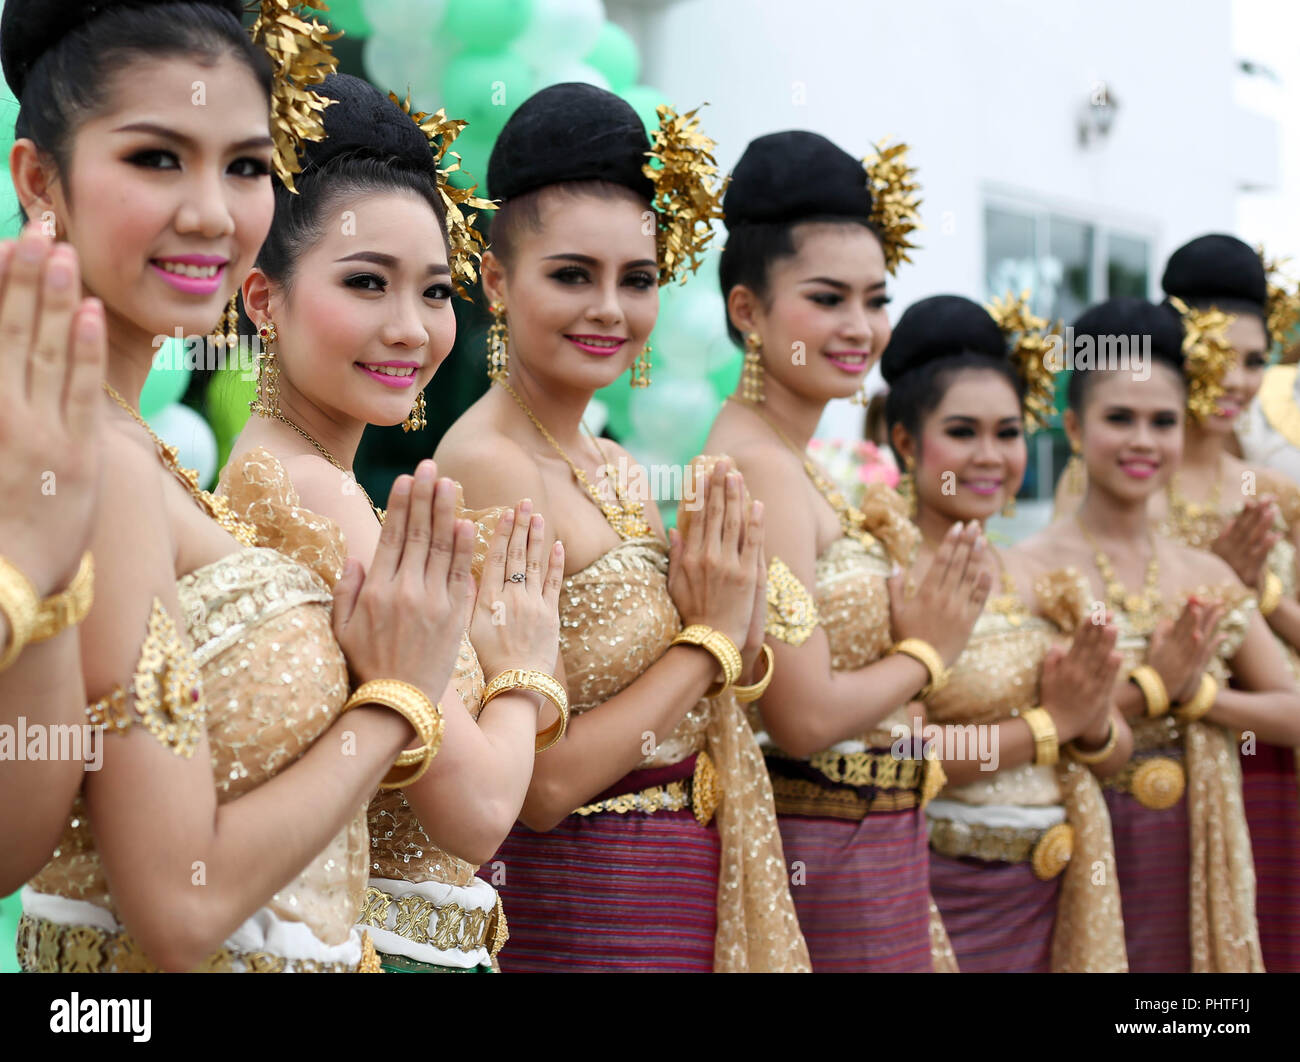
(1066, 716), (1119, 765)
(482, 668), (570, 753)
(732, 643), (775, 704)
(0, 556), (40, 672)
(890, 638), (949, 698)
(1020, 707), (1060, 767)
(671, 624), (743, 698)
(343, 679), (445, 790)
(1259, 570), (1283, 618)
(1173, 672), (1217, 724)
(1129, 664), (1170, 719)
(30, 552), (94, 643)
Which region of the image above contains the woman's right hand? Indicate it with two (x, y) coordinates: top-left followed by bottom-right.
(332, 461), (476, 697)
(667, 460), (762, 650)
(1212, 498), (1279, 590)
(0, 224), (106, 597)
(1145, 598), (1226, 704)
(888, 521), (992, 665)
(1040, 616), (1121, 742)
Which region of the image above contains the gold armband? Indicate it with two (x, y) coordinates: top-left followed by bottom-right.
(671, 624), (743, 698)
(1259, 570), (1283, 618)
(1129, 664), (1170, 719)
(345, 679), (445, 790)
(1020, 707), (1060, 767)
(1173, 672), (1217, 724)
(31, 553), (94, 643)
(765, 557), (818, 645)
(482, 668), (570, 752)
(1066, 716), (1118, 765)
(732, 643), (774, 704)
(0, 556), (41, 671)
(890, 638), (949, 698)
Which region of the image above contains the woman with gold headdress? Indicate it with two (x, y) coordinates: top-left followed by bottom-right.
(878, 294), (1129, 972)
(700, 131), (981, 972)
(220, 72), (565, 973)
(1043, 294), (1300, 972)
(5, 0), (474, 973)
(436, 83), (809, 972)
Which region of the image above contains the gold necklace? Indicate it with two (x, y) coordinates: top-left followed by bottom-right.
(727, 397), (875, 550)
(1075, 515), (1162, 631)
(103, 383), (258, 547)
(497, 379), (651, 540)
(1166, 460), (1223, 549)
(271, 413), (385, 525)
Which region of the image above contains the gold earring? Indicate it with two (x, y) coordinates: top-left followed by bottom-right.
(742, 331), (764, 403)
(1064, 442), (1086, 495)
(402, 390), (427, 433)
(631, 342), (652, 388)
(212, 293), (239, 352)
(897, 455), (916, 518)
(1001, 492), (1017, 518)
(487, 301), (509, 382)
(250, 319), (280, 417)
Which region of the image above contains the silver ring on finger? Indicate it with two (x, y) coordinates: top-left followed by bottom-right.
(508, 572), (526, 583)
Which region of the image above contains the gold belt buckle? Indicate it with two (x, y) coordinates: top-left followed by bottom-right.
(1130, 757), (1185, 810)
(1030, 822), (1074, 881)
(485, 893), (509, 958)
(691, 749), (720, 826)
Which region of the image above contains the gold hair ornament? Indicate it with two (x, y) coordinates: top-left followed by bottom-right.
(862, 140), (922, 276)
(389, 92), (497, 299)
(1168, 296), (1235, 424)
(1259, 248), (1300, 349)
(643, 104), (727, 286)
(985, 289), (1058, 434)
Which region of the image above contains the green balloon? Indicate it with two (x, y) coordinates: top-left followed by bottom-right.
(325, 0), (371, 36)
(595, 378), (633, 441)
(450, 127), (497, 189)
(707, 349), (741, 399)
(442, 0), (533, 52)
(139, 343), (190, 416)
(440, 50), (533, 130)
(207, 367), (256, 471)
(621, 85), (666, 135)
(584, 22), (639, 92)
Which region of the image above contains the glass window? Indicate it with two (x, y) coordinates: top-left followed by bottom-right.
(1107, 232), (1150, 298)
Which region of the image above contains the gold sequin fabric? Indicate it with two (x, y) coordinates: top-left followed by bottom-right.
(925, 566), (1128, 972)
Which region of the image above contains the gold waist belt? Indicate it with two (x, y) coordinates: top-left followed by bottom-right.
(1100, 753), (1186, 811)
(767, 747), (946, 821)
(16, 912), (379, 973)
(359, 886), (508, 959)
(573, 749), (719, 826)
(928, 817), (1074, 881)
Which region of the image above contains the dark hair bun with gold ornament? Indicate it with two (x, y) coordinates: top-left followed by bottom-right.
(301, 73), (435, 177)
(1064, 296), (1186, 414)
(1161, 233), (1267, 323)
(724, 131), (875, 227)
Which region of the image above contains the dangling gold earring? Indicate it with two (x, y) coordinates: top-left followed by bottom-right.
(1064, 442), (1086, 495)
(631, 342), (651, 388)
(897, 455), (916, 518)
(742, 331), (764, 403)
(212, 293), (239, 352)
(402, 390), (427, 433)
(487, 301), (509, 382)
(250, 319), (280, 417)
(1001, 492), (1017, 518)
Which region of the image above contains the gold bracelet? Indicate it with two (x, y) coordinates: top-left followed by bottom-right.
(344, 679), (445, 790)
(1020, 707), (1060, 767)
(1066, 716), (1119, 765)
(1173, 672), (1217, 724)
(1259, 571), (1283, 617)
(890, 637), (949, 698)
(0, 556), (40, 672)
(732, 643), (774, 704)
(482, 668), (570, 753)
(30, 552), (94, 643)
(671, 624), (743, 698)
(1129, 665), (1170, 719)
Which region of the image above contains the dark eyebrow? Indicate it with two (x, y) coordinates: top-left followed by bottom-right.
(543, 253), (658, 269)
(112, 122), (274, 153)
(799, 275), (887, 292)
(335, 251), (450, 275)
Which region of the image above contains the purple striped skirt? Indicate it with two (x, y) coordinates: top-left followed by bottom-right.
(1242, 742), (1300, 972)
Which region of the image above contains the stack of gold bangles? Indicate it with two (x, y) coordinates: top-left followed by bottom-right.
(0, 552), (95, 671)
(1129, 664), (1217, 724)
(889, 638), (949, 698)
(1259, 571), (1283, 617)
(671, 624), (744, 697)
(344, 679), (446, 789)
(483, 667), (570, 752)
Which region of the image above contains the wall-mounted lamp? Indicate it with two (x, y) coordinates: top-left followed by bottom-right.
(1078, 83), (1119, 148)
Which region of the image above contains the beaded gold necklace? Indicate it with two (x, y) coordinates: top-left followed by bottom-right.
(104, 383), (258, 547)
(271, 413), (385, 525)
(498, 379), (651, 540)
(1075, 516), (1162, 632)
(1165, 462), (1223, 549)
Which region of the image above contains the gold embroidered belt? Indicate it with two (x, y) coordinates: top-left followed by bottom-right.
(573, 750), (720, 826)
(1100, 751), (1186, 811)
(359, 885), (509, 959)
(766, 747), (946, 820)
(16, 913), (380, 973)
(928, 817), (1074, 881)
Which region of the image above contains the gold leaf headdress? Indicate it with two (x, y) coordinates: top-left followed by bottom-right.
(643, 104), (727, 286)
(985, 289), (1058, 433)
(1259, 248), (1300, 349)
(248, 1), (340, 193)
(1169, 296), (1235, 423)
(388, 92), (497, 300)
(863, 140), (922, 275)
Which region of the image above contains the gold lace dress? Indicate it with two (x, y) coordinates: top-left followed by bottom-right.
(20, 450), (370, 972)
(924, 568), (1128, 973)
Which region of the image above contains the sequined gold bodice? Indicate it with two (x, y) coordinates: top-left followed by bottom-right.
(561, 536), (705, 767)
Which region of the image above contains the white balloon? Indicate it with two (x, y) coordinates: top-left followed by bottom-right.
(148, 403), (219, 490)
(652, 282), (730, 379)
(362, 34), (442, 95)
(515, 0), (605, 66)
(532, 60), (611, 93)
(362, 0), (449, 37)
(581, 397), (609, 437)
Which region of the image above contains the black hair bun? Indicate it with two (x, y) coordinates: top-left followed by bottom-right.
(487, 82), (652, 202)
(1071, 296), (1185, 367)
(2, 0), (244, 97)
(724, 130), (872, 228)
(299, 72), (435, 179)
(1161, 233), (1266, 310)
(880, 294), (1005, 385)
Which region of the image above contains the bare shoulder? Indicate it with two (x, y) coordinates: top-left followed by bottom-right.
(1168, 537), (1240, 587)
(435, 416), (550, 513)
